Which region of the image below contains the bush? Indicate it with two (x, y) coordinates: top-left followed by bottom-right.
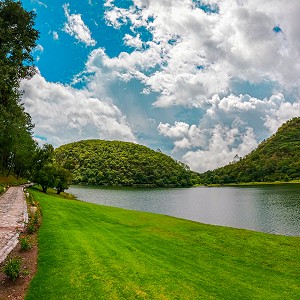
(28, 194), (35, 206)
(27, 208), (41, 234)
(27, 223), (35, 234)
(33, 212), (39, 224)
(19, 236), (32, 251)
(3, 257), (21, 281)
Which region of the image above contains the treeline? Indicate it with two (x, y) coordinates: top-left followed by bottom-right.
(0, 0), (38, 178)
(0, 1), (72, 193)
(198, 117), (300, 184)
(55, 140), (197, 187)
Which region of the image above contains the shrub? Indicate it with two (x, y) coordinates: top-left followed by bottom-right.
(3, 257), (21, 281)
(27, 223), (35, 234)
(33, 212), (39, 224)
(19, 236), (32, 251)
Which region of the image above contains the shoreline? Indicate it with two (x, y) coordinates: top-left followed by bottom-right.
(196, 180), (300, 187)
(25, 188), (300, 299)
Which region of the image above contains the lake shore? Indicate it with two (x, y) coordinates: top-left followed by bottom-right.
(25, 187), (300, 299)
(196, 179), (300, 187)
(68, 183), (300, 236)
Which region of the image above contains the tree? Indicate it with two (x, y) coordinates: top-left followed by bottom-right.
(34, 144), (55, 170)
(0, 0), (39, 176)
(35, 164), (57, 193)
(0, 0), (39, 105)
(54, 167), (73, 194)
(32, 144), (55, 192)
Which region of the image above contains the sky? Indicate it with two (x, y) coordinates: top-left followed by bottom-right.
(20, 0), (300, 172)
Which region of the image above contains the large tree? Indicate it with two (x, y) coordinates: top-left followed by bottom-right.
(0, 0), (39, 104)
(0, 0), (39, 176)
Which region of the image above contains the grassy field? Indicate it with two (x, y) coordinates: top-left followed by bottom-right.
(26, 187), (299, 299)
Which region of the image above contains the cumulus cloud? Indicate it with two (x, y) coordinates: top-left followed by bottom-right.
(157, 122), (206, 150)
(264, 100), (300, 133)
(21, 73), (136, 147)
(123, 34), (143, 49)
(182, 125), (258, 173)
(63, 3), (96, 46)
(23, 0), (300, 173)
(101, 0), (300, 107)
(157, 93), (300, 171)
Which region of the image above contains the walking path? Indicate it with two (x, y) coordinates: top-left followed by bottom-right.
(0, 186), (28, 264)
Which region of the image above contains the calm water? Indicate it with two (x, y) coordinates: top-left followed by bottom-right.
(68, 184), (300, 236)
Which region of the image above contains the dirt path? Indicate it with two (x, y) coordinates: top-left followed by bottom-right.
(0, 186), (28, 264)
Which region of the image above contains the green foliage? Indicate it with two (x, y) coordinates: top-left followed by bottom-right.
(33, 144), (72, 193)
(26, 188), (300, 299)
(55, 140), (194, 187)
(34, 164), (57, 193)
(0, 0), (39, 90)
(54, 167), (73, 194)
(19, 236), (32, 251)
(0, 174), (28, 188)
(27, 193), (35, 206)
(0, 0), (39, 178)
(27, 223), (35, 234)
(198, 117), (300, 184)
(3, 257), (21, 281)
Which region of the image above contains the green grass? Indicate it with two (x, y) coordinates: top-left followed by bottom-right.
(26, 188), (300, 299)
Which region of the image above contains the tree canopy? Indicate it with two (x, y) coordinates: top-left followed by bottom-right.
(0, 0), (39, 177)
(55, 140), (195, 187)
(198, 117), (300, 184)
(0, 0), (39, 100)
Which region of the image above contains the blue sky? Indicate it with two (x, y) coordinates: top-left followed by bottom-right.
(21, 0), (300, 172)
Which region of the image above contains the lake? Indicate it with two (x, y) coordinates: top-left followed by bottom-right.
(68, 184), (300, 236)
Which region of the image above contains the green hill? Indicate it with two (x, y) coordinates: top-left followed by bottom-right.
(199, 117), (300, 184)
(55, 140), (194, 187)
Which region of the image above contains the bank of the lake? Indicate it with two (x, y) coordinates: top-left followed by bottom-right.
(26, 187), (299, 299)
(69, 184), (300, 236)
(203, 180), (300, 187)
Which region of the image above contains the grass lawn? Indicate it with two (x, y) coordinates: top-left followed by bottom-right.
(26, 187), (299, 299)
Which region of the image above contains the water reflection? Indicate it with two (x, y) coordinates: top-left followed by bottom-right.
(68, 184), (300, 236)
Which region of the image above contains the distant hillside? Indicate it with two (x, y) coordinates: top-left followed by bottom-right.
(55, 140), (195, 187)
(198, 117), (300, 184)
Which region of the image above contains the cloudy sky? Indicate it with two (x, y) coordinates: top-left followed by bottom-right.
(21, 0), (300, 172)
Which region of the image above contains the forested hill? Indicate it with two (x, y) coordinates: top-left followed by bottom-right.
(198, 117), (300, 184)
(55, 140), (195, 187)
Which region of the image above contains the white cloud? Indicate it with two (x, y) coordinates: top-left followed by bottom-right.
(32, 0), (47, 8)
(157, 122), (206, 150)
(63, 3), (96, 46)
(52, 31), (59, 40)
(101, 0), (300, 107)
(182, 125), (258, 173)
(21, 73), (136, 147)
(157, 93), (300, 171)
(33, 44), (44, 53)
(264, 100), (300, 134)
(23, 0), (300, 173)
(123, 34), (143, 49)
